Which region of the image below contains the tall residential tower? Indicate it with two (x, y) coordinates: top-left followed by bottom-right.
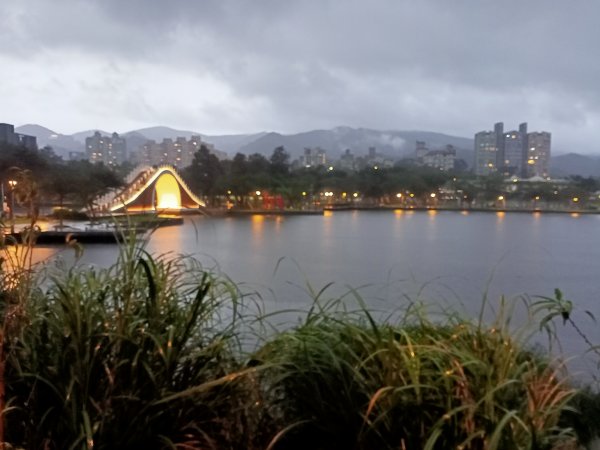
(474, 122), (550, 177)
(526, 132), (551, 177)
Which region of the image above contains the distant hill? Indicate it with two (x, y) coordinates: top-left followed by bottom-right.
(16, 124), (57, 140)
(18, 124), (475, 164)
(16, 124), (82, 158)
(550, 153), (600, 177)
(127, 126), (200, 142)
(17, 123), (600, 176)
(201, 132), (268, 154)
(238, 127), (474, 162)
(121, 131), (150, 157)
(70, 129), (111, 143)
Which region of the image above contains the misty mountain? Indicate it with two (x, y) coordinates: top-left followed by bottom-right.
(17, 123), (600, 176)
(202, 132), (268, 154)
(550, 153), (600, 178)
(16, 123), (475, 165)
(16, 124), (58, 141)
(126, 126), (200, 142)
(70, 129), (112, 143)
(237, 127), (474, 162)
(120, 126), (267, 155)
(121, 131), (150, 157)
(16, 124), (82, 158)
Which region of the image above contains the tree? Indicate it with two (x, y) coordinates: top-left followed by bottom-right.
(247, 153), (270, 174)
(231, 153), (248, 177)
(226, 154), (252, 207)
(184, 145), (224, 207)
(480, 174), (505, 203)
(43, 163), (81, 227)
(0, 142), (49, 181)
(8, 168), (40, 225)
(269, 146), (290, 176)
(67, 161), (123, 216)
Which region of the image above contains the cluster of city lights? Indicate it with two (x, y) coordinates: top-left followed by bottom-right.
(234, 187), (584, 207)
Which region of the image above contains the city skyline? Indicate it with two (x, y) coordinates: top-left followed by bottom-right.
(1, 1), (599, 154)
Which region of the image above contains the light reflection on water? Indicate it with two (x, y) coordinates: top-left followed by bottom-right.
(27, 210), (600, 379)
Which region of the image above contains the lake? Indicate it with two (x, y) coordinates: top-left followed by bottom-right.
(37, 209), (600, 378)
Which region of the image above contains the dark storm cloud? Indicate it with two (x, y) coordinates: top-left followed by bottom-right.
(1, 0), (600, 152)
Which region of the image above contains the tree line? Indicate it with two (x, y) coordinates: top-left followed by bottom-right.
(2, 140), (600, 215)
(181, 145), (454, 208)
(0, 142), (122, 218)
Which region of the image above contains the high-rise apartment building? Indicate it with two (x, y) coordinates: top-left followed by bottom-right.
(141, 136), (218, 168)
(339, 149), (356, 171)
(474, 130), (499, 176)
(86, 131), (127, 166)
(503, 123), (528, 177)
(526, 132), (551, 177)
(0, 123), (38, 150)
(0, 123), (17, 146)
(17, 134), (38, 150)
(415, 141), (428, 162)
(302, 147), (327, 167)
(423, 145), (456, 172)
(475, 122), (550, 178)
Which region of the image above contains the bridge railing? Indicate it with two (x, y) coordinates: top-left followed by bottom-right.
(94, 165), (154, 212)
(125, 164), (153, 184)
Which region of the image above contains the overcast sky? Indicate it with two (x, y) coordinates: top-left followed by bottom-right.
(1, 0), (599, 153)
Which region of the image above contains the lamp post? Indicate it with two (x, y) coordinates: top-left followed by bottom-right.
(8, 179), (17, 234)
(497, 195), (505, 210)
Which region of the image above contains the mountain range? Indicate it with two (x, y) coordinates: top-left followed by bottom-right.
(15, 123), (474, 161)
(13, 124), (599, 177)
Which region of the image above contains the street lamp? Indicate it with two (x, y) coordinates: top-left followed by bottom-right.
(8, 179), (17, 234)
(497, 195), (506, 210)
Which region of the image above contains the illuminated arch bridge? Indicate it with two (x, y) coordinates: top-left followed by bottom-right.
(94, 165), (206, 214)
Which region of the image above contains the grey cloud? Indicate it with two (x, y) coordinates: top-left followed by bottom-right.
(2, 0), (600, 152)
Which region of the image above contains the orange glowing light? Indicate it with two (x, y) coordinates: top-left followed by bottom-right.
(155, 173), (181, 210)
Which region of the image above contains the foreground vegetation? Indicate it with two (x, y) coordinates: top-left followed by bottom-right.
(0, 233), (599, 448)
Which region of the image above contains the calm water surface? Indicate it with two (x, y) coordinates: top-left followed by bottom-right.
(42, 210), (600, 377)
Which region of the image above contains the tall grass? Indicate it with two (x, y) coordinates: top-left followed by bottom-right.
(0, 215), (45, 449)
(255, 297), (576, 450)
(0, 227), (595, 449)
(2, 237), (263, 449)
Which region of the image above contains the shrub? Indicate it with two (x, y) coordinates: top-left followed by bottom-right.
(50, 207), (89, 221)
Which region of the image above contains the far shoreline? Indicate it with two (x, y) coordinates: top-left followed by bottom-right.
(212, 205), (600, 216)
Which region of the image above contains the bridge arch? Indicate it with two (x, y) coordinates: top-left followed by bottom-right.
(153, 172), (182, 209)
(96, 165), (205, 214)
